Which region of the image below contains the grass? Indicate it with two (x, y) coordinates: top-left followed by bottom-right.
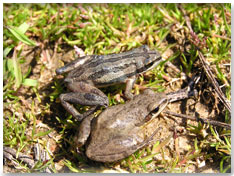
(3, 3), (231, 173)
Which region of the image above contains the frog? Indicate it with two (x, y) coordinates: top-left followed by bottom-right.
(75, 82), (198, 162)
(56, 45), (162, 121)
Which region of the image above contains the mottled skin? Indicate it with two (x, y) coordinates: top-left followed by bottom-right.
(76, 89), (168, 162)
(56, 45), (162, 121)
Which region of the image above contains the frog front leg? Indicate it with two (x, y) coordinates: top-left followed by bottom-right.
(124, 75), (136, 100)
(60, 81), (109, 121)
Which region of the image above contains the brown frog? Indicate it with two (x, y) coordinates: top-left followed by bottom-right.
(75, 83), (197, 162)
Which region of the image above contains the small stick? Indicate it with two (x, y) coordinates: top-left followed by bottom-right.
(163, 110), (231, 130)
(198, 52), (231, 112)
(3, 146), (35, 168)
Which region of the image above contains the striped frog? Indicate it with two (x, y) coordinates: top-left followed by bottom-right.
(56, 45), (162, 120)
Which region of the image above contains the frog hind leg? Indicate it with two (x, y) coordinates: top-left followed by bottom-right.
(86, 127), (162, 162)
(60, 81), (109, 121)
(59, 92), (104, 121)
(67, 81), (108, 101)
(118, 127), (161, 161)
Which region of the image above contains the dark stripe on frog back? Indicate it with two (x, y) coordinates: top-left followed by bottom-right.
(66, 44), (158, 74)
(66, 53), (141, 80)
(86, 51), (158, 68)
(88, 51), (156, 83)
(89, 52), (161, 82)
(88, 62), (135, 80)
(68, 52), (149, 81)
(94, 60), (157, 86)
(87, 46), (145, 68)
(67, 50), (161, 84)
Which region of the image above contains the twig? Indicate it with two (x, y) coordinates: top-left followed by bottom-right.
(198, 52), (231, 112)
(163, 111), (231, 130)
(3, 146), (35, 168)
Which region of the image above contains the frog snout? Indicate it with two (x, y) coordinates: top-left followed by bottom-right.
(99, 95), (109, 108)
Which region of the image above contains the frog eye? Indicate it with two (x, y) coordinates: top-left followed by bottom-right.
(144, 57), (155, 69)
(147, 103), (158, 112)
(144, 105), (160, 124)
(152, 106), (160, 113)
(144, 57), (151, 65)
(148, 98), (168, 114)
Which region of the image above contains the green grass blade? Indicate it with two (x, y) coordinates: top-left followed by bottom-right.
(22, 78), (38, 87)
(7, 25), (37, 46)
(34, 129), (53, 138)
(17, 22), (29, 34)
(4, 47), (13, 58)
(12, 53), (23, 88)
